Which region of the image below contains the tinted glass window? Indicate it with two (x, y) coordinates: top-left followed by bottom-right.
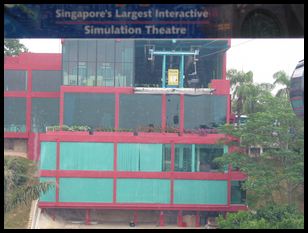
(195, 145), (224, 172)
(231, 181), (246, 204)
(166, 95), (180, 129)
(4, 97), (26, 132)
(174, 144), (192, 172)
(4, 70), (27, 91)
(31, 98), (60, 132)
(184, 95), (227, 129)
(64, 93), (115, 129)
(119, 94), (162, 130)
(32, 70), (62, 92)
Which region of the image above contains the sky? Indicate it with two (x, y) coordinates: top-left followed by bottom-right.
(20, 38), (304, 89)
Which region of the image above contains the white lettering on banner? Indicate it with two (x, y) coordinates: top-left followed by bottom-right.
(145, 25), (187, 35)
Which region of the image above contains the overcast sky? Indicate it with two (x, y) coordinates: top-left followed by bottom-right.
(20, 38), (304, 88)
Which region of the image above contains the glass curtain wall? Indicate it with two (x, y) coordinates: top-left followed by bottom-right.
(63, 39), (134, 87)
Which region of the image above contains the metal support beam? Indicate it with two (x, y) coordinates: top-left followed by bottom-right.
(85, 209), (91, 225)
(162, 55), (166, 88)
(180, 55), (184, 88)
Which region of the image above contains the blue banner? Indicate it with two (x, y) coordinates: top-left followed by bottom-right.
(4, 4), (230, 38)
(4, 4), (303, 38)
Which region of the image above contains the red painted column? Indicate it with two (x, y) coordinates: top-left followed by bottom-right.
(26, 69), (32, 159)
(133, 210), (138, 225)
(226, 94), (231, 124)
(161, 94), (166, 132)
(179, 94), (184, 135)
(59, 87), (64, 128)
(113, 143), (117, 204)
(170, 143), (175, 205)
(159, 211), (165, 227)
(56, 140), (60, 203)
(177, 210), (183, 227)
(115, 93), (119, 130)
(227, 164), (232, 207)
(195, 211), (200, 227)
(85, 209), (91, 225)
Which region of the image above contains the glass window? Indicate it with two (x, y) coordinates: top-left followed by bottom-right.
(68, 40), (78, 61)
(4, 70), (27, 91)
(87, 40), (97, 62)
(87, 62), (96, 86)
(117, 143), (171, 172)
(78, 62), (88, 86)
(97, 62), (114, 86)
(64, 93), (115, 129)
(97, 40), (115, 62)
(4, 97), (26, 132)
(115, 63), (133, 87)
(184, 95), (227, 129)
(62, 61), (69, 85)
(166, 95), (180, 129)
(174, 144), (193, 172)
(32, 70), (62, 92)
(231, 181), (246, 204)
(119, 94), (162, 131)
(68, 62), (78, 85)
(78, 40), (88, 62)
(31, 98), (60, 132)
(195, 145), (224, 172)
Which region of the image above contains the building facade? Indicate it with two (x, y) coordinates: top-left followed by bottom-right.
(4, 39), (247, 227)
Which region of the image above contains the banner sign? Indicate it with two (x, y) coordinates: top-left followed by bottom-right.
(4, 4), (230, 38)
(4, 4), (303, 38)
(168, 69), (179, 86)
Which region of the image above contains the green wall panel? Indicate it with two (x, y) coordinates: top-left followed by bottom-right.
(60, 142), (114, 170)
(117, 143), (163, 171)
(139, 144), (163, 171)
(59, 178), (113, 203)
(117, 143), (139, 171)
(117, 179), (170, 203)
(40, 142), (57, 170)
(174, 180), (228, 204)
(39, 177), (56, 202)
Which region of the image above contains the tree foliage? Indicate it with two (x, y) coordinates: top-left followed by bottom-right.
(4, 39), (28, 56)
(4, 156), (54, 214)
(217, 204), (304, 229)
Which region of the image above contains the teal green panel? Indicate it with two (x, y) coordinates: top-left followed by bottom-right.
(39, 177), (56, 202)
(60, 142), (114, 170)
(117, 143), (139, 171)
(40, 142), (57, 170)
(59, 178), (113, 203)
(139, 144), (163, 172)
(174, 180), (227, 204)
(223, 145), (228, 154)
(117, 179), (170, 203)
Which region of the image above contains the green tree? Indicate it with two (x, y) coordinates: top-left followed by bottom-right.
(273, 70), (291, 99)
(216, 204), (304, 229)
(4, 39), (28, 56)
(4, 156), (54, 214)
(216, 94), (304, 209)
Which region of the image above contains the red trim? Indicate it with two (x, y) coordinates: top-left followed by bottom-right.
(162, 94), (166, 131)
(159, 211), (165, 226)
(40, 132), (227, 143)
(59, 87), (64, 127)
(227, 165), (231, 207)
(222, 50), (227, 80)
(4, 92), (27, 97)
(227, 94), (231, 123)
(4, 132), (28, 138)
(31, 92), (60, 98)
(170, 143), (175, 205)
(56, 140), (60, 203)
(177, 210), (183, 227)
(134, 211), (138, 224)
(61, 85), (133, 94)
(85, 209), (91, 225)
(195, 211), (200, 227)
(113, 143), (117, 204)
(38, 202), (248, 211)
(39, 170), (243, 180)
(180, 94), (184, 134)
